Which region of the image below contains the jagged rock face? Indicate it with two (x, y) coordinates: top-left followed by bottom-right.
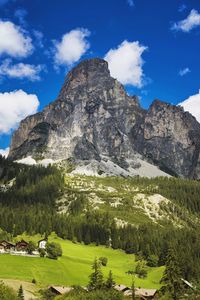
(9, 58), (144, 163)
(131, 100), (200, 178)
(9, 58), (200, 179)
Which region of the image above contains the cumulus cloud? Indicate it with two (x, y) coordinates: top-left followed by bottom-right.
(0, 90), (39, 134)
(127, 0), (134, 7)
(171, 9), (200, 32)
(179, 67), (190, 76)
(0, 59), (44, 81)
(0, 20), (33, 57)
(0, 147), (9, 157)
(179, 90), (200, 123)
(104, 40), (147, 87)
(54, 28), (90, 67)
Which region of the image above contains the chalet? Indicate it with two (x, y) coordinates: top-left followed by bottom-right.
(15, 240), (29, 251)
(48, 286), (73, 295)
(0, 240), (15, 252)
(114, 284), (130, 293)
(38, 239), (47, 249)
(124, 288), (158, 299)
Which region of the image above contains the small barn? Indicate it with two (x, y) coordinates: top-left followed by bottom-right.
(0, 240), (15, 252)
(38, 239), (47, 249)
(114, 284), (130, 293)
(48, 286), (73, 295)
(15, 240), (29, 251)
(130, 288), (158, 299)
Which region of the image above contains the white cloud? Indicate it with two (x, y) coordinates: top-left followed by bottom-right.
(127, 0), (134, 7)
(0, 90), (39, 134)
(0, 59), (44, 81)
(0, 20), (33, 57)
(104, 40), (147, 87)
(179, 67), (190, 76)
(179, 90), (200, 123)
(172, 9), (200, 32)
(54, 28), (90, 67)
(0, 147), (9, 157)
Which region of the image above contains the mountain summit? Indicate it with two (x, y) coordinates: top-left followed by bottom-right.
(9, 58), (200, 178)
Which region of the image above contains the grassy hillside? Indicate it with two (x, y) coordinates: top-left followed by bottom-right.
(0, 234), (164, 289)
(1, 160), (200, 286)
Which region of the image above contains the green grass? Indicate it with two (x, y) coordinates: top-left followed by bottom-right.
(0, 234), (164, 289)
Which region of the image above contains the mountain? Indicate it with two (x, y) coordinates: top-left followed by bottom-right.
(9, 58), (200, 179)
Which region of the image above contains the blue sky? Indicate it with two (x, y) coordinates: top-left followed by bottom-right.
(0, 0), (200, 152)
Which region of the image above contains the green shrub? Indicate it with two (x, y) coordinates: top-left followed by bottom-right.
(0, 281), (18, 300)
(99, 257), (108, 266)
(46, 242), (62, 259)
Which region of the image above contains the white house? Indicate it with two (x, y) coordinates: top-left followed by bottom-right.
(38, 239), (47, 249)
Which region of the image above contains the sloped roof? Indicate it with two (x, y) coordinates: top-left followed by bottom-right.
(135, 288), (157, 297)
(50, 286), (73, 295)
(114, 284), (129, 292)
(0, 240), (15, 246)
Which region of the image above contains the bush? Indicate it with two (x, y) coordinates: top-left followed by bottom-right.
(27, 241), (36, 254)
(0, 281), (18, 300)
(135, 260), (147, 278)
(32, 278), (37, 284)
(46, 242), (62, 259)
(147, 254), (159, 267)
(57, 289), (124, 300)
(40, 288), (55, 300)
(39, 248), (46, 257)
(99, 257), (108, 266)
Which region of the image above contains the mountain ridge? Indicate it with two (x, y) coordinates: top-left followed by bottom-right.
(8, 58), (200, 179)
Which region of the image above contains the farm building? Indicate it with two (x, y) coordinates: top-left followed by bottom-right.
(114, 284), (130, 292)
(15, 240), (29, 251)
(0, 240), (15, 252)
(124, 288), (158, 299)
(38, 239), (47, 249)
(48, 286), (73, 295)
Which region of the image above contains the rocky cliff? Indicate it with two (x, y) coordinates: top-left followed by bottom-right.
(131, 100), (200, 178)
(9, 58), (200, 179)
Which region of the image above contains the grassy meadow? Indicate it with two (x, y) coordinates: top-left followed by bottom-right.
(0, 233), (164, 289)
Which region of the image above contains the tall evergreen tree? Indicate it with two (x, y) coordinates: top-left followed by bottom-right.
(161, 246), (183, 300)
(88, 258), (104, 290)
(17, 285), (24, 300)
(105, 270), (115, 289)
(131, 279), (136, 300)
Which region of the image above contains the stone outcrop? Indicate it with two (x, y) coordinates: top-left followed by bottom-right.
(131, 100), (200, 178)
(8, 58), (200, 179)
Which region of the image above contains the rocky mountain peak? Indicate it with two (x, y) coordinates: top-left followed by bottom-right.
(8, 58), (200, 179)
(58, 58), (114, 101)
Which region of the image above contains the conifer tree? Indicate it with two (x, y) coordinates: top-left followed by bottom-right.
(131, 279), (136, 300)
(161, 246), (183, 300)
(17, 285), (24, 300)
(105, 270), (115, 289)
(88, 258), (104, 290)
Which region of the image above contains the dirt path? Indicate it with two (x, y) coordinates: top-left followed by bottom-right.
(0, 278), (39, 299)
